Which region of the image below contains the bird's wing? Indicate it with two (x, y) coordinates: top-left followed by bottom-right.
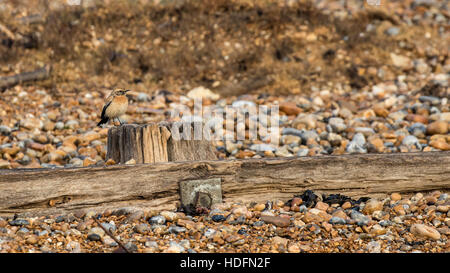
(105, 92), (115, 103)
(101, 101), (112, 119)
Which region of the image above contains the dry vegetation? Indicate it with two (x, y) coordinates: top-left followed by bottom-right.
(1, 0), (447, 97)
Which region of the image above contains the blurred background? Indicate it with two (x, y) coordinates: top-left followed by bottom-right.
(1, 0), (447, 96)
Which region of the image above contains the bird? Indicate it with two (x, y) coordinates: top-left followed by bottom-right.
(97, 89), (130, 127)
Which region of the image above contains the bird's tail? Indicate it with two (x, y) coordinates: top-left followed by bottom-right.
(97, 117), (109, 127)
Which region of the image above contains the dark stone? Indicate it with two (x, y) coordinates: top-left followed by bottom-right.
(329, 217), (347, 225)
(229, 215), (246, 225)
(9, 219), (30, 226)
(253, 221), (265, 227)
(237, 228), (247, 235)
(87, 233), (101, 241)
(298, 190), (319, 208)
(322, 194), (353, 206)
(55, 216), (65, 223)
(211, 215), (226, 222)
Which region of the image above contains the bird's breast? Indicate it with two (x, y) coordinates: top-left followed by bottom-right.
(105, 96), (128, 118)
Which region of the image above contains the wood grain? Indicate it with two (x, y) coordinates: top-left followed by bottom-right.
(0, 151), (449, 217)
(107, 123), (216, 164)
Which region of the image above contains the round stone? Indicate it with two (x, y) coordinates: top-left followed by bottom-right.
(148, 215), (166, 225)
(211, 215), (226, 222)
(410, 224), (441, 240)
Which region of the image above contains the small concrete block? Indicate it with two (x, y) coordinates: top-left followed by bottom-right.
(179, 178), (222, 208)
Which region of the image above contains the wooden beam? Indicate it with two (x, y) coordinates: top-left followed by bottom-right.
(0, 151), (449, 217)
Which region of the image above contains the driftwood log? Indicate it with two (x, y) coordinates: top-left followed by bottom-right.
(106, 123), (217, 164)
(0, 151), (449, 217)
(0, 65), (51, 92)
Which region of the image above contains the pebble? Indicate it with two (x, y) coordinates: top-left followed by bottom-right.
(390, 53), (413, 69)
(148, 215), (166, 225)
(204, 228), (216, 238)
(145, 240), (158, 249)
(350, 211), (370, 226)
(134, 223), (150, 234)
(168, 226), (186, 234)
(232, 100), (256, 108)
(419, 96), (441, 105)
(87, 227), (105, 241)
(328, 117), (347, 133)
(297, 148), (309, 157)
(0, 126), (11, 135)
(187, 86), (219, 101)
(136, 92), (150, 102)
(249, 144), (276, 152)
(54, 122), (64, 130)
(274, 145), (292, 157)
(346, 133), (367, 154)
(253, 204), (266, 211)
(362, 199), (383, 215)
(315, 202), (329, 211)
(260, 216), (290, 227)
(426, 121), (448, 135)
(25, 235), (37, 245)
(402, 135), (421, 149)
(125, 210), (145, 222)
(253, 220), (265, 227)
(366, 241), (381, 253)
(211, 215), (226, 222)
(391, 193), (402, 201)
(272, 236), (288, 248)
(429, 140), (450, 151)
(151, 225), (167, 234)
(410, 224), (441, 240)
(100, 222), (116, 233)
(164, 242), (185, 253)
(124, 242), (138, 252)
(280, 102), (302, 116)
(385, 27), (400, 36)
(160, 211), (178, 222)
(102, 237), (118, 247)
(9, 219), (29, 226)
(66, 241), (82, 253)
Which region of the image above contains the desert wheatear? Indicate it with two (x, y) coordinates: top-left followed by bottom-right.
(97, 89), (130, 127)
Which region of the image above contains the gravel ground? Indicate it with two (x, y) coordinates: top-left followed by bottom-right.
(0, 71), (448, 168)
(0, 191), (448, 253)
(0, 0), (448, 168)
(0, 0), (448, 253)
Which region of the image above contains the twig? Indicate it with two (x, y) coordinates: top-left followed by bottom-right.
(0, 22), (16, 40)
(0, 65), (51, 92)
(92, 216), (130, 253)
(16, 14), (45, 25)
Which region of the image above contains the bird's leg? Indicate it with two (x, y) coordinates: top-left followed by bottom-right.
(118, 117), (123, 125)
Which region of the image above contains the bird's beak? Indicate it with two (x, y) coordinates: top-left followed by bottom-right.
(124, 89), (131, 93)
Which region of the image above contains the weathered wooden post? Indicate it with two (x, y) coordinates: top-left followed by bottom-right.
(106, 122), (218, 164)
